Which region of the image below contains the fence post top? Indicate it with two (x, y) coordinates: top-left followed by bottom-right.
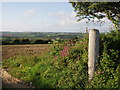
(90, 29), (99, 32)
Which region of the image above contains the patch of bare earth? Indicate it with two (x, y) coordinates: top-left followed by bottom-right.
(1, 68), (34, 88)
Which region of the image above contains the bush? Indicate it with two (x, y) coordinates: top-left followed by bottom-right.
(42, 34), (89, 88)
(87, 30), (120, 88)
(100, 30), (120, 54)
(10, 38), (21, 45)
(32, 39), (51, 44)
(87, 49), (119, 88)
(20, 38), (31, 44)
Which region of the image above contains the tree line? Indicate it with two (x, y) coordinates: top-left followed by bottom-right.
(2, 38), (52, 45)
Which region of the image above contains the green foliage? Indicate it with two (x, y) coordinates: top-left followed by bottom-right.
(2, 30), (119, 88)
(37, 34), (89, 88)
(20, 38), (30, 44)
(2, 38), (52, 45)
(2, 32), (84, 45)
(2, 37), (12, 45)
(10, 38), (31, 45)
(87, 49), (119, 88)
(70, 2), (120, 29)
(100, 30), (120, 54)
(10, 38), (21, 45)
(87, 30), (120, 88)
(52, 38), (65, 44)
(2, 34), (89, 88)
(32, 39), (51, 44)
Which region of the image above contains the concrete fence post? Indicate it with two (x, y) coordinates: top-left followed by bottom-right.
(88, 29), (99, 81)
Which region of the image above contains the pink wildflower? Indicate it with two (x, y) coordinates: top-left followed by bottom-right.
(102, 71), (105, 73)
(54, 56), (58, 60)
(60, 44), (70, 57)
(98, 72), (100, 74)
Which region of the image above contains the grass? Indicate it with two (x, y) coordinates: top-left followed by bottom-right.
(2, 44), (55, 88)
(2, 43), (88, 88)
(3, 54), (55, 88)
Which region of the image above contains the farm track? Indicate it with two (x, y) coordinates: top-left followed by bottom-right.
(1, 44), (52, 88)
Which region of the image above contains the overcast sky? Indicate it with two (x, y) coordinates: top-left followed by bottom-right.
(1, 1), (115, 32)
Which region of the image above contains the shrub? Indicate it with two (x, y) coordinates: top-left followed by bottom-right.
(87, 49), (119, 88)
(87, 30), (120, 88)
(42, 34), (89, 88)
(20, 38), (31, 44)
(10, 38), (21, 45)
(32, 39), (51, 44)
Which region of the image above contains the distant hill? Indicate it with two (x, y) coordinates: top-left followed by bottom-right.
(2, 32), (85, 40)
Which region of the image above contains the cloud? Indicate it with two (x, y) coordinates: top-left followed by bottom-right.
(48, 11), (79, 26)
(23, 9), (35, 18)
(48, 11), (66, 18)
(48, 11), (115, 32)
(2, 10), (114, 32)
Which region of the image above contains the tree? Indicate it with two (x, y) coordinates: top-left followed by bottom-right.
(69, 2), (120, 29)
(32, 39), (45, 44)
(20, 38), (30, 44)
(11, 38), (20, 45)
(2, 37), (12, 45)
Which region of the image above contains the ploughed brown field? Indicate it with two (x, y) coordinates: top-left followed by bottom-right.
(2, 44), (52, 60)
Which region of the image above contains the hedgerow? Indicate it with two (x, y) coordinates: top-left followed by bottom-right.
(2, 30), (119, 88)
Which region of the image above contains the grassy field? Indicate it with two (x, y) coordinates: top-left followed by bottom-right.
(2, 44), (53, 87)
(2, 44), (51, 60)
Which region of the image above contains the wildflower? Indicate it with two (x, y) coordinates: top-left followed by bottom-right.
(54, 56), (58, 60)
(60, 44), (69, 57)
(98, 72), (100, 74)
(102, 71), (105, 73)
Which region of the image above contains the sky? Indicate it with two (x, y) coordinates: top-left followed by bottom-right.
(1, 2), (115, 32)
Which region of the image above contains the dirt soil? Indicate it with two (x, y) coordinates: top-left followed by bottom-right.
(2, 44), (51, 60)
(1, 68), (35, 88)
